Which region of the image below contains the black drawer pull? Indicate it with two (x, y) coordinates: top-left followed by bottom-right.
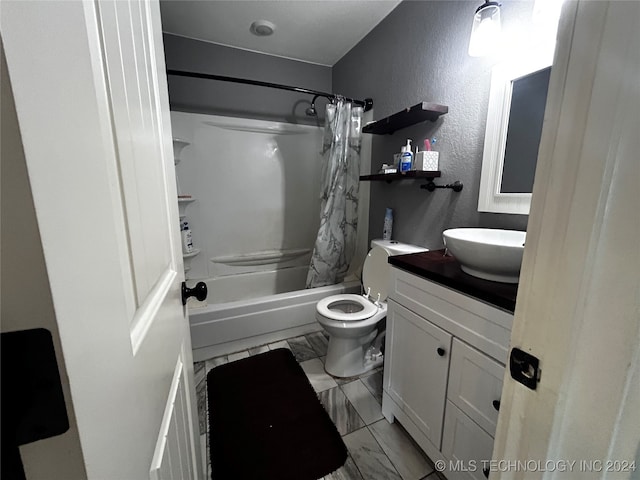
(437, 347), (446, 357)
(492, 400), (501, 411)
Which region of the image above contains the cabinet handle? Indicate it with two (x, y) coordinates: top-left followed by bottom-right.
(437, 347), (446, 357)
(492, 400), (501, 411)
(483, 467), (490, 478)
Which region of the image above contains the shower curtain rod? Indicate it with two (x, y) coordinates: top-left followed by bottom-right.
(166, 69), (374, 112)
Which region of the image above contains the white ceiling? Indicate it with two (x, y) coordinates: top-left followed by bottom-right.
(159, 1), (401, 66)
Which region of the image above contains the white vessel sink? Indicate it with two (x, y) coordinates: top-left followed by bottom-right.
(442, 228), (526, 284)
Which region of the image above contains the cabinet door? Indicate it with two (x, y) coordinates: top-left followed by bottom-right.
(442, 401), (495, 480)
(448, 339), (504, 436)
(385, 301), (452, 448)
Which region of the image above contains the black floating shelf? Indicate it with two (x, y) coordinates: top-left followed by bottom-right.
(360, 171), (442, 182)
(362, 102), (449, 135)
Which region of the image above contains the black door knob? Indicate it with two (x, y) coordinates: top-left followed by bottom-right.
(492, 400), (501, 411)
(181, 281), (207, 306)
(437, 347), (446, 357)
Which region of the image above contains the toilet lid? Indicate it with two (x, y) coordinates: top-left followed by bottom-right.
(317, 294), (379, 322)
(362, 246), (391, 302)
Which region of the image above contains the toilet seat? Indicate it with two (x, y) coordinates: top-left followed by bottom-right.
(361, 246), (391, 303)
(316, 246), (394, 323)
(316, 294), (380, 322)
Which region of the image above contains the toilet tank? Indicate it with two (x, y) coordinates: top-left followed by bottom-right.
(361, 240), (428, 301)
(370, 239), (428, 256)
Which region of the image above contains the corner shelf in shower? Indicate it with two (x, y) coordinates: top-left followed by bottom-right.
(178, 196), (196, 218)
(182, 248), (200, 274)
(173, 138), (190, 165)
(362, 102), (449, 135)
(360, 171), (441, 182)
(183, 248), (200, 259)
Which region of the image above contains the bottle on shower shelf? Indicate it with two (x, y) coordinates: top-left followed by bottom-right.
(181, 220), (194, 254)
(383, 208), (393, 240)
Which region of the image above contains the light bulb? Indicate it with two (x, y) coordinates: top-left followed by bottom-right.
(469, 2), (502, 57)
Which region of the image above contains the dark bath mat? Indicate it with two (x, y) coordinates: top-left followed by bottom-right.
(207, 348), (347, 480)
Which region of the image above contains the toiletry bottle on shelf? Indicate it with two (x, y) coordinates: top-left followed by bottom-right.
(181, 220), (194, 254)
(400, 139), (413, 173)
(383, 208), (393, 240)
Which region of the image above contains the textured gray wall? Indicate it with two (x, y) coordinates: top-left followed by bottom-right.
(163, 34), (332, 126)
(333, 1), (530, 249)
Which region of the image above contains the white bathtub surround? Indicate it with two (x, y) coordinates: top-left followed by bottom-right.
(200, 266), (310, 305)
(193, 323), (322, 363)
(190, 280), (360, 361)
(211, 248), (311, 267)
(171, 111), (372, 359)
(307, 101), (364, 288)
(171, 112), (325, 282)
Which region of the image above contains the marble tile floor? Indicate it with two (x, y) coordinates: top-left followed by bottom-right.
(195, 332), (446, 480)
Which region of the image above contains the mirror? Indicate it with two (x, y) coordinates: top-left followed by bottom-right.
(478, 54), (553, 215)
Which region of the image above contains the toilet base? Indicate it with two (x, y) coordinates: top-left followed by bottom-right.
(324, 332), (382, 378)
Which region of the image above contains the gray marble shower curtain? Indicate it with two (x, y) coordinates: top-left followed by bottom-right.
(306, 100), (363, 288)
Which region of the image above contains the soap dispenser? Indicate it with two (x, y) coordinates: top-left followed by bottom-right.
(400, 139), (413, 173)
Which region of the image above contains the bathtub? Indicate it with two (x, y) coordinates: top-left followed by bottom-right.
(189, 268), (361, 361)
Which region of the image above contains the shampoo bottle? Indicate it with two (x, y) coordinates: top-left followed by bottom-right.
(383, 208), (393, 240)
(181, 220), (194, 254)
(400, 139), (413, 173)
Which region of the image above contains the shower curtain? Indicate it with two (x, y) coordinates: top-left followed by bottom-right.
(306, 100), (363, 288)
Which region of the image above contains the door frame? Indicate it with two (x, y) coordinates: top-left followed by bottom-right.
(1, 1), (201, 478)
(493, 0), (640, 475)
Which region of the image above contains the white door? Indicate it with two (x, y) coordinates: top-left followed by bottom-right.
(1, 1), (201, 479)
(493, 1), (640, 477)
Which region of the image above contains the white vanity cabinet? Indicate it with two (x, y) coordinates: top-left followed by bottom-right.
(382, 266), (514, 480)
(441, 402), (495, 480)
(442, 339), (505, 480)
(447, 339), (504, 437)
(384, 302), (452, 448)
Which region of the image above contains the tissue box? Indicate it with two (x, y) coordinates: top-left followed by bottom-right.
(414, 151), (439, 171)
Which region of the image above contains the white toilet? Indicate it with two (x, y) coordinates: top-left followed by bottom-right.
(316, 239), (427, 377)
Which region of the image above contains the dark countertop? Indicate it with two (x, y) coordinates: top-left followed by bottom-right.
(388, 249), (518, 313)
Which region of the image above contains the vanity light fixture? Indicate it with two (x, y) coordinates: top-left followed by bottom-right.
(468, 1), (502, 57)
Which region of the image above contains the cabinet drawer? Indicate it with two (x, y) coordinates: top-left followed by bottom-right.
(384, 301), (452, 449)
(448, 339), (504, 436)
(441, 401), (495, 480)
